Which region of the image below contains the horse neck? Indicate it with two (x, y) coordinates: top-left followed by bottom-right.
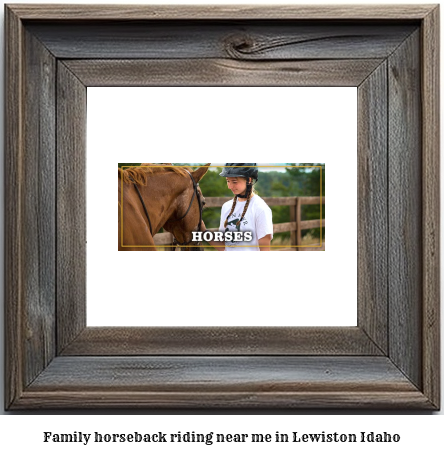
(137, 172), (191, 233)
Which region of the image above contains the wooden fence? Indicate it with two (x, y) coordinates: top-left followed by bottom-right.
(154, 196), (325, 250)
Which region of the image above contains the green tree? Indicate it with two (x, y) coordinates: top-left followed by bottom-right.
(285, 164), (325, 240)
(198, 168), (231, 230)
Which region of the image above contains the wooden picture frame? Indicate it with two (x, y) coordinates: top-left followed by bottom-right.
(5, 4), (440, 409)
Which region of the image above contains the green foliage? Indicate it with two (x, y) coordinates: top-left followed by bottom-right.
(285, 164), (325, 239)
(198, 167), (232, 230)
(285, 164), (325, 197)
(198, 167), (231, 197)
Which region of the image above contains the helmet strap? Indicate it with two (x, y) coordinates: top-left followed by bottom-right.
(238, 180), (253, 199)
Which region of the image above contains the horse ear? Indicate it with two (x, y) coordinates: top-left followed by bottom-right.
(192, 163), (211, 183)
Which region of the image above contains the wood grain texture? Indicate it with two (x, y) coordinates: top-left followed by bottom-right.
(4, 5), (440, 410)
(27, 22), (416, 60)
(21, 28), (57, 388)
(29, 356), (418, 390)
(56, 62), (87, 353)
(357, 62), (388, 354)
(5, 4), (24, 410)
(61, 327), (382, 356)
(388, 31), (423, 390)
(13, 356), (433, 409)
(5, 8), (58, 409)
(64, 58), (383, 87)
(421, 6), (440, 409)
(7, 4), (435, 20)
(16, 390), (433, 410)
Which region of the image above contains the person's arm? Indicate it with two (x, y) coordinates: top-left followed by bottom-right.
(258, 234), (272, 251)
(200, 220), (225, 251)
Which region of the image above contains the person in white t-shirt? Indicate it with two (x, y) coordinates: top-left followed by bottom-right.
(200, 163), (273, 251)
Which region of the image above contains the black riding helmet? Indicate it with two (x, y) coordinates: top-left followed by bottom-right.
(220, 163), (258, 199)
(219, 163), (259, 182)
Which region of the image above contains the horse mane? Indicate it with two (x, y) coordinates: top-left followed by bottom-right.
(118, 164), (193, 186)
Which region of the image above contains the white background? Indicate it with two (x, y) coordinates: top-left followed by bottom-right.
(0, 0), (442, 448)
(87, 87), (357, 326)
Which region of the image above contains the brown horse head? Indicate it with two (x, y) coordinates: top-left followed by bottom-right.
(163, 164), (210, 248)
(119, 163), (210, 251)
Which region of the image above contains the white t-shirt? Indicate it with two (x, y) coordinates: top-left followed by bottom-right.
(218, 195), (273, 251)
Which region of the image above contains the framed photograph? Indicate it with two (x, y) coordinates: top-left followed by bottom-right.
(5, 4), (440, 409)
(116, 163), (326, 251)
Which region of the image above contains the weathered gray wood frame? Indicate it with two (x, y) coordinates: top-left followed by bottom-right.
(5, 4), (440, 409)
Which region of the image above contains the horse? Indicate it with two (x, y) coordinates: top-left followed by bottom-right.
(118, 163), (210, 251)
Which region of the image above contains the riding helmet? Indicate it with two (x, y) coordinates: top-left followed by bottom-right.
(219, 163), (259, 182)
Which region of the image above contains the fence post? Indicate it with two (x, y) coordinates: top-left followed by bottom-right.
(290, 198), (297, 251)
(296, 197), (302, 251)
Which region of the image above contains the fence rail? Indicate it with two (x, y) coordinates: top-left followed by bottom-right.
(154, 196), (325, 250)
